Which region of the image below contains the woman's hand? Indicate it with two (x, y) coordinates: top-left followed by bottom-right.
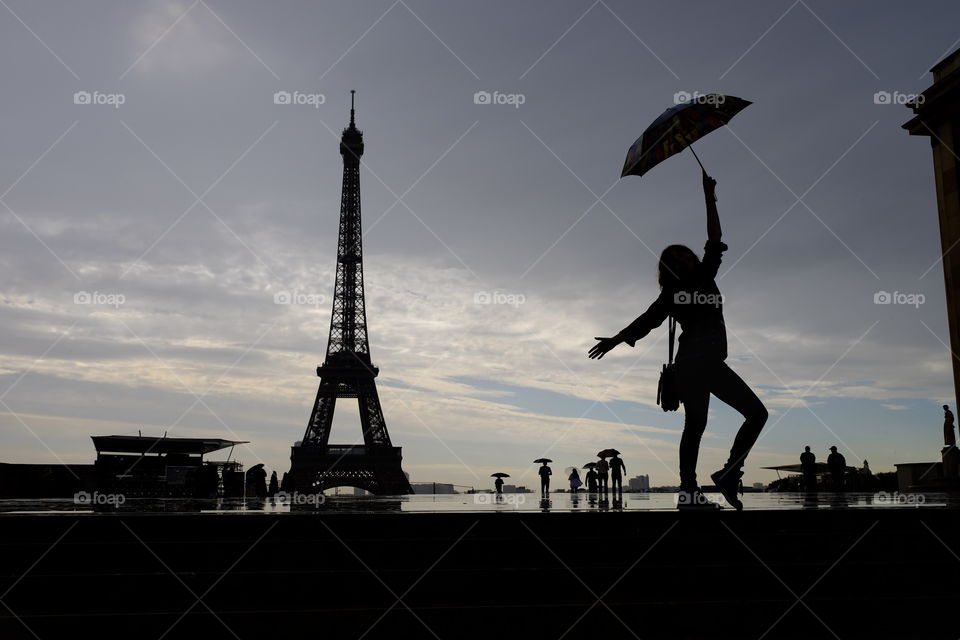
(588, 335), (622, 360)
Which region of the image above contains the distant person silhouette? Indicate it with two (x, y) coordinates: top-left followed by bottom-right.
(568, 468), (583, 493)
(609, 454), (626, 495)
(944, 405), (956, 447)
(589, 171), (768, 510)
(596, 457), (609, 493)
(827, 446), (846, 492)
(268, 471), (279, 497)
(585, 467), (598, 492)
(494, 477), (504, 494)
(539, 462), (552, 494)
(800, 446), (817, 492)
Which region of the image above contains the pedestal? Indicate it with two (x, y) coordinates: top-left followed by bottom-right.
(942, 445), (960, 478)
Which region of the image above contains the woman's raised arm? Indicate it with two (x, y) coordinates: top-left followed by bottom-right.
(704, 171), (721, 242)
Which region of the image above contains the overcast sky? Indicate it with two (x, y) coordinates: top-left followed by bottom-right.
(2, 0), (959, 490)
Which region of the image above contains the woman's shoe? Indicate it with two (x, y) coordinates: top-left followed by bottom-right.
(710, 468), (743, 511)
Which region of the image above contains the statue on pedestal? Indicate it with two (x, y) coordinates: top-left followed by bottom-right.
(942, 405), (959, 479)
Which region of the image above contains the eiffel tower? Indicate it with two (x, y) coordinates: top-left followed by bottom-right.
(289, 91), (412, 495)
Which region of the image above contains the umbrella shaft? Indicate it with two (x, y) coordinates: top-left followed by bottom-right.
(688, 145), (706, 172)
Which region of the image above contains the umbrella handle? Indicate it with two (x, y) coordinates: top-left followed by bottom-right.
(689, 145), (718, 202)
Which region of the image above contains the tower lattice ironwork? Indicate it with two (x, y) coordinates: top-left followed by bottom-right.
(289, 91), (412, 495)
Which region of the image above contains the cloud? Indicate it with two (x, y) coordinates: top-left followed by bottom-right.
(127, 1), (237, 77)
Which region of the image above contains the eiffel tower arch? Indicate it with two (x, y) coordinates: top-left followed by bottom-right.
(289, 92), (413, 495)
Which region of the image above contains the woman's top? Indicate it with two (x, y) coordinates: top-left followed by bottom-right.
(619, 240), (729, 362)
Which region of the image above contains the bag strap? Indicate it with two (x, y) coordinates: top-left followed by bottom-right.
(667, 315), (676, 365)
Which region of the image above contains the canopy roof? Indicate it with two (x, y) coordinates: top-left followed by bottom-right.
(91, 435), (247, 456)
(762, 463), (856, 474)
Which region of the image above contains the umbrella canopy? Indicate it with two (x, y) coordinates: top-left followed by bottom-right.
(597, 449), (621, 458)
(621, 94), (751, 178)
(490, 472), (510, 478)
(533, 458), (553, 464)
(582, 462), (598, 469)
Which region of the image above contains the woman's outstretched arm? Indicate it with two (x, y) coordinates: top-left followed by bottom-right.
(588, 292), (669, 359)
(704, 171), (721, 242)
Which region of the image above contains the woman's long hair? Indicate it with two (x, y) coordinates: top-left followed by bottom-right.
(658, 244), (700, 290)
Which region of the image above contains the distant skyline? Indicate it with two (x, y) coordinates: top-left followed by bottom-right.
(1, 1), (960, 490)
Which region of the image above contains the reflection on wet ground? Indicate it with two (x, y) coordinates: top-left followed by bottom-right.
(0, 490), (953, 514)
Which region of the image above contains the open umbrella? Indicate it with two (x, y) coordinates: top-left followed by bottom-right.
(582, 462), (598, 469)
(597, 448), (621, 458)
(621, 94), (751, 178)
(490, 473), (510, 478)
(533, 458), (553, 464)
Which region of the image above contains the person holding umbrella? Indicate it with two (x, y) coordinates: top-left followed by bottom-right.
(534, 458), (552, 494)
(589, 98), (767, 510)
(491, 473), (509, 494)
(596, 456), (609, 494)
(584, 463), (599, 492)
(597, 448), (624, 494)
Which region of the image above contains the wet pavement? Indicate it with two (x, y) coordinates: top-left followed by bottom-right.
(0, 490), (951, 514)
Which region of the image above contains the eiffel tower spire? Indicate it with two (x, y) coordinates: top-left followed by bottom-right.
(289, 92), (412, 495)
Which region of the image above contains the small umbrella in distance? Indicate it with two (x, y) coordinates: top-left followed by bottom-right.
(597, 449), (621, 458)
(533, 458), (553, 464)
(621, 94), (752, 178)
(490, 473), (510, 478)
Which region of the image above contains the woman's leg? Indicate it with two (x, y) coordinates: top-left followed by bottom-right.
(710, 362), (768, 472)
(678, 360), (712, 489)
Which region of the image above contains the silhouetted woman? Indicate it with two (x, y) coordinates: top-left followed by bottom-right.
(588, 172), (767, 510)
